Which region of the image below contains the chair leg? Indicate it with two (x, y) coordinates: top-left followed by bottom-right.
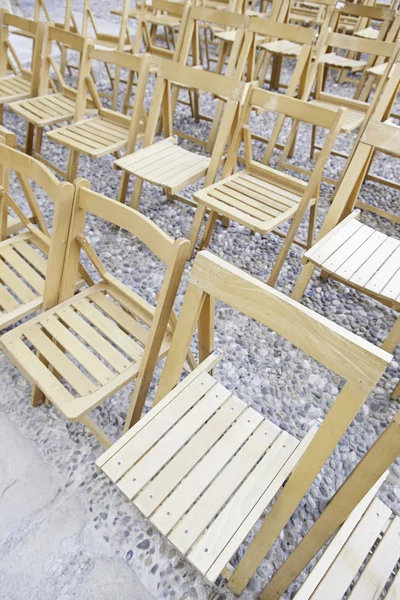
(310, 125), (317, 159)
(391, 380), (400, 400)
(381, 315), (400, 353)
(117, 171), (130, 204)
(268, 215), (304, 287)
(66, 150), (80, 183)
(189, 203), (207, 256)
(291, 261), (317, 301)
(25, 123), (35, 156)
(0, 104), (4, 125)
(130, 177), (144, 210)
(307, 203), (317, 249)
(34, 126), (43, 157)
(199, 210), (218, 250)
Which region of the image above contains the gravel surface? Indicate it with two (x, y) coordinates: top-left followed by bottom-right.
(2, 6), (400, 599)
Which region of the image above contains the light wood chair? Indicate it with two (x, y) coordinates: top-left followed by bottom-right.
(115, 60), (244, 210)
(0, 11), (44, 127)
(332, 2), (396, 86)
(253, 18), (317, 93)
(0, 141), (76, 330)
(45, 46), (151, 182)
(0, 124), (50, 239)
(188, 87), (346, 287)
(9, 26), (96, 161)
(0, 178), (190, 448)
(82, 0), (133, 108)
(261, 408), (400, 600)
(96, 248), (391, 593)
(120, 0), (191, 114)
(292, 119), (400, 377)
(307, 33), (396, 153)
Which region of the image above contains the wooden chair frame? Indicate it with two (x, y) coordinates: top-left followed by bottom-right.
(165, 5), (251, 152)
(188, 87), (346, 287)
(45, 44), (151, 182)
(0, 178), (190, 448)
(262, 408), (400, 599)
(0, 141), (75, 330)
(333, 2), (396, 87)
(9, 26), (94, 162)
(253, 18), (317, 94)
(98, 249), (390, 593)
(0, 11), (44, 128)
(276, 36), (400, 186)
(82, 0), (133, 109)
(115, 60), (243, 210)
(310, 32), (396, 134)
(121, 0), (191, 115)
(291, 119), (400, 373)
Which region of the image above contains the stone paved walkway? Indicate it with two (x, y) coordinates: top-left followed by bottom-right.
(0, 410), (156, 600)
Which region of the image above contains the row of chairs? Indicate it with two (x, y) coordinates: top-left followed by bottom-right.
(1, 0), (400, 597)
(0, 126), (397, 597)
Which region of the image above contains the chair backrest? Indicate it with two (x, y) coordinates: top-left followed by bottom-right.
(224, 86), (346, 205)
(248, 16), (317, 91)
(0, 143), (75, 311)
(33, 0), (77, 32)
(59, 178), (190, 425)
(332, 2), (395, 39)
(177, 5), (249, 75)
(261, 408), (400, 599)
(73, 42), (151, 154)
(0, 11), (44, 98)
(154, 249), (391, 594)
(314, 32), (396, 107)
(141, 60), (244, 186)
(38, 25), (87, 96)
(132, 0), (190, 61)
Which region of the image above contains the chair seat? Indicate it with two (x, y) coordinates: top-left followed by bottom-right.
(46, 115), (136, 158)
(9, 93), (80, 127)
(319, 52), (366, 72)
(96, 358), (319, 584)
(308, 100), (365, 132)
(1, 282), (172, 421)
(367, 62), (388, 77)
(293, 496), (400, 599)
(304, 214), (400, 309)
(114, 136), (211, 195)
(0, 232), (49, 329)
(354, 26), (379, 40)
(195, 168), (309, 234)
(259, 39), (303, 57)
(0, 74), (31, 104)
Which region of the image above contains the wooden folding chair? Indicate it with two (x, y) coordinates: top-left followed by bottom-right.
(9, 26), (96, 161)
(45, 46), (151, 182)
(307, 33), (396, 156)
(253, 19), (317, 93)
(291, 119), (400, 370)
(96, 248), (391, 594)
(115, 61), (244, 210)
(119, 0), (191, 115)
(0, 178), (190, 448)
(82, 0), (134, 109)
(261, 408), (400, 599)
(0, 124), (45, 239)
(188, 87), (346, 287)
(288, 0), (335, 28)
(0, 141), (76, 330)
(0, 11), (44, 126)
(335, 2), (396, 42)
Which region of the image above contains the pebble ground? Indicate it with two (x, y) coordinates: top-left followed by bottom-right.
(2, 4), (400, 598)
